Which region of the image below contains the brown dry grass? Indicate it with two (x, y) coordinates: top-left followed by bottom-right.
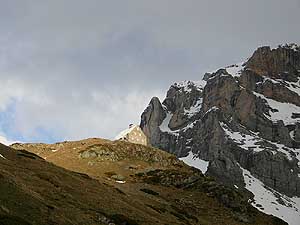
(2, 139), (287, 225)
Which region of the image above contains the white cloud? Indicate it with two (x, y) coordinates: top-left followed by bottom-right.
(0, 133), (17, 146)
(0, 0), (299, 142)
(0, 75), (164, 141)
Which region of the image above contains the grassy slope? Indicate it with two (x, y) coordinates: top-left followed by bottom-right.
(0, 139), (286, 225)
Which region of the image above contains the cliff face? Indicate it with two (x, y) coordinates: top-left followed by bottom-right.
(246, 44), (300, 82)
(140, 44), (300, 224)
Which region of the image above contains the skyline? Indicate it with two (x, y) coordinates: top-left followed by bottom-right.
(0, 0), (299, 144)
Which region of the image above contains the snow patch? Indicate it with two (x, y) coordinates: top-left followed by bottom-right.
(181, 120), (200, 132)
(253, 92), (300, 125)
(159, 113), (176, 134)
(173, 80), (206, 93)
(242, 167), (300, 225)
(278, 43), (300, 52)
(290, 131), (295, 140)
(220, 122), (266, 153)
(285, 80), (300, 97)
(271, 142), (300, 161)
(225, 63), (245, 77)
(220, 122), (300, 161)
(204, 106), (219, 115)
(184, 98), (203, 118)
(180, 151), (209, 174)
(159, 111), (201, 134)
(270, 43), (300, 52)
(262, 76), (300, 97)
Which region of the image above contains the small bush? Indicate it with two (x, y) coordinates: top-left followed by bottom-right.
(140, 188), (159, 196)
(104, 171), (117, 177)
(110, 214), (138, 225)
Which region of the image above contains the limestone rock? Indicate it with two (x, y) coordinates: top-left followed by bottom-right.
(140, 45), (300, 198)
(246, 45), (300, 82)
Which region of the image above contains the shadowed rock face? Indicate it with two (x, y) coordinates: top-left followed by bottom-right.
(140, 97), (166, 147)
(140, 44), (300, 198)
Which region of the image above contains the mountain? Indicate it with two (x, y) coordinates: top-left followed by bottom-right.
(140, 43), (300, 225)
(6, 139), (286, 225)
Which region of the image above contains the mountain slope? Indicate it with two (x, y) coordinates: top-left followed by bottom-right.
(140, 44), (300, 225)
(8, 139), (286, 225)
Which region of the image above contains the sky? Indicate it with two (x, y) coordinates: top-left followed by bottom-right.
(0, 0), (299, 144)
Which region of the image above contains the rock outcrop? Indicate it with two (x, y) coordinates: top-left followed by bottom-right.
(140, 44), (300, 223)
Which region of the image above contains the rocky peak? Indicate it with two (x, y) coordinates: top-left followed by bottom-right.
(140, 44), (300, 224)
(280, 43), (300, 52)
(163, 80), (205, 130)
(164, 81), (205, 111)
(140, 97), (166, 146)
(246, 44), (300, 82)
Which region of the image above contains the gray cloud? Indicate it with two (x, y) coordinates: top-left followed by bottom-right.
(0, 0), (299, 142)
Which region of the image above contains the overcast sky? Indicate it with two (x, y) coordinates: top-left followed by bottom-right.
(0, 0), (299, 144)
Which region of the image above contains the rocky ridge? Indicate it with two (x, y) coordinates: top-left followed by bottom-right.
(140, 44), (300, 225)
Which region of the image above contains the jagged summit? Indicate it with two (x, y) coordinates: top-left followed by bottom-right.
(171, 80), (206, 92)
(277, 43), (300, 51)
(140, 44), (300, 225)
(246, 44), (300, 81)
